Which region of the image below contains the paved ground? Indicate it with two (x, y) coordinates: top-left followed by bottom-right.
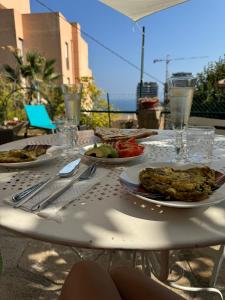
(0, 227), (225, 300)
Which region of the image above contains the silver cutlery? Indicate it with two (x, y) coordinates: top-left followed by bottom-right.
(13, 158), (81, 208)
(12, 180), (47, 202)
(31, 162), (97, 212)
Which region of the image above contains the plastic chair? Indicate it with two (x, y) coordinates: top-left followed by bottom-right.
(24, 105), (56, 136)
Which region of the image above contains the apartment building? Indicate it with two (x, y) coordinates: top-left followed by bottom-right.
(136, 82), (158, 99)
(0, 0), (92, 84)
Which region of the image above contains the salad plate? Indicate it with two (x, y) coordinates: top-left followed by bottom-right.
(79, 144), (147, 164)
(120, 162), (225, 208)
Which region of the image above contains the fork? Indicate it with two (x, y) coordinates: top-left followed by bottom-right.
(30, 163), (97, 211)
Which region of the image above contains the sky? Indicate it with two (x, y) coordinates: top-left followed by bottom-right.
(30, 0), (225, 101)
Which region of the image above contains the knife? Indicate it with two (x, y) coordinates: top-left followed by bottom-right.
(31, 163), (97, 212)
(13, 158), (81, 208)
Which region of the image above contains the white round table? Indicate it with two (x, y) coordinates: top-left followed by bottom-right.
(0, 130), (225, 251)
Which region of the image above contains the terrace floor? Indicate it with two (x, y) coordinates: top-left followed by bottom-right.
(0, 227), (225, 300)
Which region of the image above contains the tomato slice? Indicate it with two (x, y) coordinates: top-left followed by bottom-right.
(115, 138), (138, 150)
(118, 144), (144, 158)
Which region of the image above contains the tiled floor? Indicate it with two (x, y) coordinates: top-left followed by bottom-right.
(0, 227), (225, 300)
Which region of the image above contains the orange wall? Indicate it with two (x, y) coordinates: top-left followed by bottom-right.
(14, 9), (24, 49)
(78, 36), (92, 78)
(22, 12), (62, 80)
(0, 0), (30, 14)
(58, 13), (74, 84)
(71, 23), (80, 82)
(72, 23), (92, 81)
(0, 7), (92, 83)
(0, 9), (18, 69)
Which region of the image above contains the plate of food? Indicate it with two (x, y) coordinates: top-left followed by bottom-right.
(119, 162), (225, 208)
(0, 145), (60, 168)
(94, 127), (158, 143)
(79, 138), (147, 164)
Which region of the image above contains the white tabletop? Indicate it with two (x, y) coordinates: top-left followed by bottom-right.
(1, 130), (225, 251)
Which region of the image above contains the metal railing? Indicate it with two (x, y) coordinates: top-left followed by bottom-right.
(191, 101), (225, 119)
(82, 93), (137, 127)
(81, 92), (225, 128)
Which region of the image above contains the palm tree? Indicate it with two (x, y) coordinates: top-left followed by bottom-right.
(3, 49), (61, 103)
(3, 51), (24, 85)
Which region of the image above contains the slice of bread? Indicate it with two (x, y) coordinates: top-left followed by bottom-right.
(94, 127), (157, 142)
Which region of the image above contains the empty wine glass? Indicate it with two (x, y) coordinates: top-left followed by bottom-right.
(54, 118), (79, 153)
(63, 120), (79, 151)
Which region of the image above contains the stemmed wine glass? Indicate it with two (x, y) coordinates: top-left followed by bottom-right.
(168, 74), (195, 162)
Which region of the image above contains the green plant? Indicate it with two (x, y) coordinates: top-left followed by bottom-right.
(0, 49), (115, 127)
(193, 55), (225, 108)
(80, 95), (118, 128)
(0, 74), (25, 122)
(3, 47), (60, 104)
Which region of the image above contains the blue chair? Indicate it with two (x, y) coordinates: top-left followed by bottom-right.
(24, 105), (56, 136)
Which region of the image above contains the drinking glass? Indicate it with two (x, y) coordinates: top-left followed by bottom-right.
(54, 118), (67, 147)
(169, 87), (194, 161)
(185, 126), (215, 164)
(63, 121), (79, 150)
(168, 73), (196, 162)
(61, 84), (83, 151)
(54, 118), (79, 152)
(62, 83), (83, 125)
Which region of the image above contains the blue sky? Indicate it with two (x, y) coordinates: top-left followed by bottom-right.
(30, 0), (225, 100)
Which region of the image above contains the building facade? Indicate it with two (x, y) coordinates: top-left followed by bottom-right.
(136, 81), (158, 99)
(0, 0), (92, 84)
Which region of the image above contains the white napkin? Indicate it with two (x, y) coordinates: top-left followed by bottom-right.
(7, 166), (110, 222)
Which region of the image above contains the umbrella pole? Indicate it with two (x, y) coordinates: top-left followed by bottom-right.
(139, 26), (145, 98)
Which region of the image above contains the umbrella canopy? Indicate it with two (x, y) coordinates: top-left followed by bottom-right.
(100, 0), (189, 21)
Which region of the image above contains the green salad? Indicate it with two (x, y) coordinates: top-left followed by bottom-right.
(85, 144), (118, 158)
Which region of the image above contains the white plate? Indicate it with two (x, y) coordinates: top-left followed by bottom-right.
(0, 146), (60, 168)
(79, 144), (146, 164)
(119, 162), (225, 208)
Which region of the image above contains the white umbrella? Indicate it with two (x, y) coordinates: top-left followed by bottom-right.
(99, 0), (189, 21)
(99, 0), (191, 99)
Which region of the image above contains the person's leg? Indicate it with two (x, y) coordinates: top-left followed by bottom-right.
(110, 266), (185, 300)
(59, 261), (122, 300)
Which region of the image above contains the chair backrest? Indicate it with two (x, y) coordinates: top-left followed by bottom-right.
(24, 105), (56, 130)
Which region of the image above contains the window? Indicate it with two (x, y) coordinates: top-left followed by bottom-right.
(18, 38), (24, 57)
(65, 42), (69, 69)
(67, 77), (70, 84)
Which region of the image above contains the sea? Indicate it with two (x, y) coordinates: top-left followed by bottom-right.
(108, 94), (164, 111)
(109, 98), (136, 111)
